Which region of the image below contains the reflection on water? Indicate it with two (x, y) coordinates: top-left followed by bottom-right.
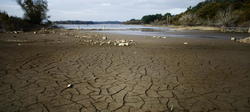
(57, 24), (250, 40)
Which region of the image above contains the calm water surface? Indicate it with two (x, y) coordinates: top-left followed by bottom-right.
(58, 24), (250, 40)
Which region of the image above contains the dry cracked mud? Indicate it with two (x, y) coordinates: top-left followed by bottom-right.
(0, 30), (250, 112)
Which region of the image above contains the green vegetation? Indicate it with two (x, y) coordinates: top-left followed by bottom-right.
(141, 14), (163, 24)
(0, 11), (31, 31)
(0, 0), (49, 31)
(126, 0), (250, 27)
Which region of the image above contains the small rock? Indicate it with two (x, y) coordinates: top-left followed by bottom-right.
(102, 36), (107, 40)
(162, 37), (167, 39)
(67, 84), (73, 88)
(170, 105), (174, 111)
(17, 43), (21, 46)
(129, 40), (134, 42)
(118, 42), (129, 46)
(124, 42), (129, 46)
(118, 43), (125, 46)
(107, 41), (111, 44)
(231, 37), (236, 41)
(34, 32), (37, 34)
(120, 40), (126, 43)
(100, 42), (104, 46)
(184, 42), (188, 45)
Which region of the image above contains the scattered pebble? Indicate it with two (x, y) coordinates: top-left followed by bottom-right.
(102, 36), (107, 40)
(107, 41), (111, 44)
(129, 40), (134, 42)
(34, 32), (37, 34)
(231, 37), (236, 41)
(152, 36), (168, 39)
(238, 37), (250, 44)
(184, 42), (188, 45)
(120, 40), (126, 43)
(170, 105), (174, 111)
(17, 43), (21, 46)
(114, 39), (135, 47)
(118, 42), (129, 46)
(67, 84), (73, 88)
(81, 37), (135, 47)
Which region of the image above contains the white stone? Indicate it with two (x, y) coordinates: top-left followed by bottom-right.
(120, 40), (126, 43)
(107, 41), (111, 44)
(124, 42), (129, 46)
(170, 105), (174, 111)
(17, 43), (21, 46)
(102, 36), (107, 40)
(184, 42), (188, 45)
(34, 32), (37, 34)
(67, 84), (73, 88)
(118, 43), (125, 46)
(231, 37), (236, 41)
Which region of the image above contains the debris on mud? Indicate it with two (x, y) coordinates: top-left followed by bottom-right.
(152, 36), (168, 39)
(12, 31), (23, 34)
(238, 37), (250, 44)
(114, 39), (135, 47)
(80, 37), (135, 47)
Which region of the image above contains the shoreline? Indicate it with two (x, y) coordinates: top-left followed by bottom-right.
(138, 24), (250, 33)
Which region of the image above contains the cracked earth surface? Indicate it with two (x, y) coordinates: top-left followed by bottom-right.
(0, 30), (250, 112)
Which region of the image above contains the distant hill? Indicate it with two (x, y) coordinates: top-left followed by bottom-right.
(54, 21), (122, 24)
(126, 0), (250, 27)
(173, 0), (250, 26)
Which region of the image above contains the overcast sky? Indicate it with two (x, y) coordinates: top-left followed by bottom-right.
(0, 0), (204, 21)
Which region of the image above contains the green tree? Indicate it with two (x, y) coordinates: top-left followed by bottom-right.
(141, 14), (162, 24)
(17, 0), (48, 24)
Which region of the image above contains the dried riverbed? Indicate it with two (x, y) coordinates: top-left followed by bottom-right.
(0, 29), (250, 112)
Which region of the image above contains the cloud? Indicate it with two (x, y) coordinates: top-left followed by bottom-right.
(0, 0), (205, 21)
(100, 3), (111, 6)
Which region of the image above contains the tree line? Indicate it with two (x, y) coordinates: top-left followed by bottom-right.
(125, 0), (250, 27)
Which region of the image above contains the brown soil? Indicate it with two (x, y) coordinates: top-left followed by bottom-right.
(0, 29), (250, 112)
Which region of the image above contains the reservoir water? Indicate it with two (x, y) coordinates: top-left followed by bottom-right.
(57, 24), (250, 40)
